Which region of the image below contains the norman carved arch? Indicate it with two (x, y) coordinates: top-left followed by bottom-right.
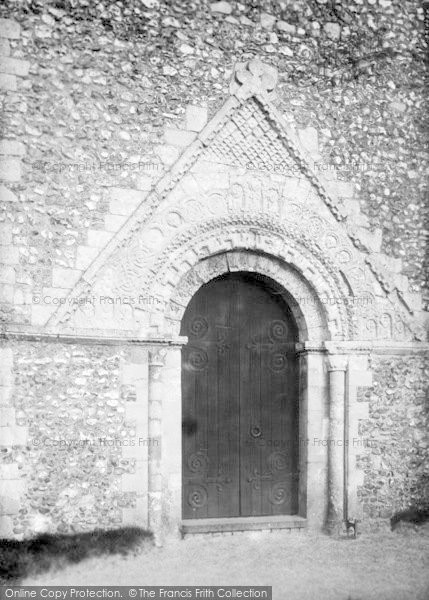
(146, 223), (350, 341)
(54, 216), (351, 339)
(162, 250), (332, 342)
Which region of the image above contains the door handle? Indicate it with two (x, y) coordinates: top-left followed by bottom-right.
(250, 425), (262, 438)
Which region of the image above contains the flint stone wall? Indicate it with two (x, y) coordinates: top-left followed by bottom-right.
(1, 341), (150, 538)
(358, 354), (428, 528)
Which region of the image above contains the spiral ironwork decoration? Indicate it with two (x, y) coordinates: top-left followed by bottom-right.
(269, 482), (288, 505)
(269, 352), (287, 372)
(188, 451), (209, 474)
(267, 451), (288, 472)
(188, 348), (209, 371)
(269, 320), (288, 341)
(189, 316), (208, 339)
(187, 485), (208, 509)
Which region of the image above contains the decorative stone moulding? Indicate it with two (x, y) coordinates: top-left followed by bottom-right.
(42, 59), (426, 344)
(163, 249), (334, 341)
(230, 59), (278, 100)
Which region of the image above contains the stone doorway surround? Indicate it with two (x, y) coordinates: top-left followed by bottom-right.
(139, 249), (373, 540)
(2, 59), (427, 541)
(161, 250), (333, 534)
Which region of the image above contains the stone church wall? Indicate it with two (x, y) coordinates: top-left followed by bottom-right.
(0, 1), (428, 538)
(358, 354), (428, 527)
(1, 341), (153, 537)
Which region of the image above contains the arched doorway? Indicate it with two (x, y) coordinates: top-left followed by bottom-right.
(180, 272), (299, 520)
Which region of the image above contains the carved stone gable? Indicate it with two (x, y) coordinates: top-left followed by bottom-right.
(203, 98), (297, 174)
(46, 59), (427, 343)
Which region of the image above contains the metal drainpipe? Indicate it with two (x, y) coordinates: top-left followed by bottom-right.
(343, 364), (358, 538)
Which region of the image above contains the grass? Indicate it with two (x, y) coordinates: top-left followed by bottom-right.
(3, 525), (429, 599)
(21, 527), (429, 600)
(0, 526), (152, 584)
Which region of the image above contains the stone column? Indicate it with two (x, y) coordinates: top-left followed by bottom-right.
(327, 354), (348, 534)
(161, 345), (183, 538)
(296, 343), (329, 530)
(148, 347), (167, 545)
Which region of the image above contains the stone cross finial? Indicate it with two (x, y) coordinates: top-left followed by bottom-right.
(230, 59), (278, 100)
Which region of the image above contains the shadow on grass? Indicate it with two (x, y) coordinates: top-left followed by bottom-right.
(0, 527), (153, 584)
(390, 507), (429, 531)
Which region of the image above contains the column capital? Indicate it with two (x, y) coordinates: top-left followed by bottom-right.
(148, 347), (168, 367)
(327, 354), (348, 372)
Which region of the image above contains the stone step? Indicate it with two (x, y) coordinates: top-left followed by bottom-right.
(181, 514), (307, 535)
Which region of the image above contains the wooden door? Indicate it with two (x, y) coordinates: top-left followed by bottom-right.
(181, 273), (299, 520)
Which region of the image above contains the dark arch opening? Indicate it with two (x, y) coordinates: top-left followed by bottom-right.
(180, 271), (300, 520)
